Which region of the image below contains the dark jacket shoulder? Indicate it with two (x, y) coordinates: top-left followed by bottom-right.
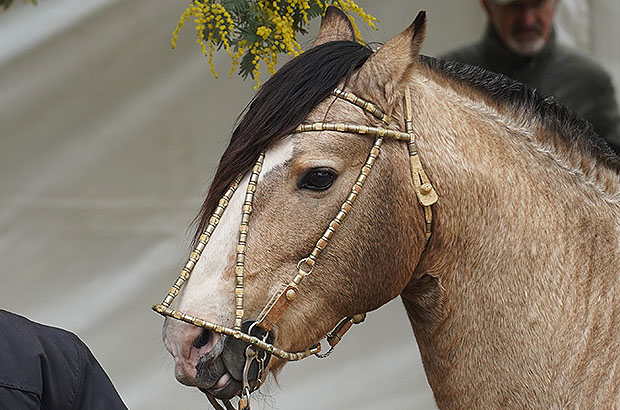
(553, 44), (614, 86)
(441, 42), (484, 67)
(0, 310), (127, 410)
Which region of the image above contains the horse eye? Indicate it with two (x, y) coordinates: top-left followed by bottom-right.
(298, 168), (337, 191)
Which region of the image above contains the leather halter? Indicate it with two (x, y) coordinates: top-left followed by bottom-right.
(152, 86), (437, 407)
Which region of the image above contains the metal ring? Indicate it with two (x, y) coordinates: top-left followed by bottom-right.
(247, 321), (270, 342)
(296, 258), (314, 276)
(247, 321), (258, 337)
(314, 339), (335, 359)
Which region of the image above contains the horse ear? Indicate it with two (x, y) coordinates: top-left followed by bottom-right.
(312, 6), (356, 47)
(353, 11), (427, 114)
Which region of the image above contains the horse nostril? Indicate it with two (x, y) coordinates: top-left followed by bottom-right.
(192, 329), (211, 349)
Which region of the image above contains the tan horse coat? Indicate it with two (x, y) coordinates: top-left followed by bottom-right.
(163, 8), (620, 408)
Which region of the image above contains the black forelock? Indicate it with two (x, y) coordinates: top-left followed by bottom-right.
(194, 40), (373, 243)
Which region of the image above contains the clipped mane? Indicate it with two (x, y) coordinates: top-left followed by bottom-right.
(193, 40), (373, 243)
(419, 55), (620, 176)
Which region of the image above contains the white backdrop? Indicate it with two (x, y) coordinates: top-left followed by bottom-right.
(1, 1), (618, 409)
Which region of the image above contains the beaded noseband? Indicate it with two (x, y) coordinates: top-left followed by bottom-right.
(152, 86), (437, 409)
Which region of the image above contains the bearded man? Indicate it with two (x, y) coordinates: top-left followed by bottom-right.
(442, 0), (620, 154)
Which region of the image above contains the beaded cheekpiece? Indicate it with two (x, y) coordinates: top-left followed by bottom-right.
(152, 86), (437, 409)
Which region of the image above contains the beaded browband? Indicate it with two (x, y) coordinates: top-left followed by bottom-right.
(152, 86), (437, 405)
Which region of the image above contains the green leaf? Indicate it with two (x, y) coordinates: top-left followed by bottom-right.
(239, 51), (255, 79)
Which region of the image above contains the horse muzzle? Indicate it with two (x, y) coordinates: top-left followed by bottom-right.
(165, 319), (273, 400)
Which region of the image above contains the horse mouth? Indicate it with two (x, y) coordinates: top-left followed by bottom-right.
(192, 323), (273, 401)
(194, 348), (244, 400)
(199, 372), (242, 400)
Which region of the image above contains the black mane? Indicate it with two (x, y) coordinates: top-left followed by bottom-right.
(419, 55), (620, 172)
(194, 46), (618, 242)
(194, 41), (373, 242)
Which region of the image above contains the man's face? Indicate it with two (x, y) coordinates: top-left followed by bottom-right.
(483, 0), (558, 56)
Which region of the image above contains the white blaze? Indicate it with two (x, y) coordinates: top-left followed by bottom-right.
(174, 137), (295, 321)
(259, 136), (295, 183)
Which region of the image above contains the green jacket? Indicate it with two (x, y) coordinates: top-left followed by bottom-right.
(442, 25), (620, 154)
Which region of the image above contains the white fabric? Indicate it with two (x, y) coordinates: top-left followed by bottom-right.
(1, 1), (617, 409)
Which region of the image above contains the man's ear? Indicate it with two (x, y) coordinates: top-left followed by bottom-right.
(480, 0), (492, 17)
(312, 6), (356, 47)
(352, 11), (427, 114)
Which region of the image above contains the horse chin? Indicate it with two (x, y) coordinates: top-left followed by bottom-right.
(199, 375), (243, 401)
(192, 331), (269, 401)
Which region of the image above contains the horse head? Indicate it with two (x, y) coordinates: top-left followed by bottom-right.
(157, 7), (432, 404)
(156, 4), (620, 407)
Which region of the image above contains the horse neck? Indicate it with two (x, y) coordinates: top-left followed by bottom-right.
(399, 70), (620, 408)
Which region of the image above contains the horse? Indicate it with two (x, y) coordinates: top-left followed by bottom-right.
(154, 6), (620, 409)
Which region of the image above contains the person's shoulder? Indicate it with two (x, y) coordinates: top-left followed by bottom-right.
(0, 310), (103, 409)
(0, 311), (57, 398)
(439, 42), (484, 66)
(0, 309), (80, 350)
(553, 45), (614, 85)
(0, 310), (84, 374)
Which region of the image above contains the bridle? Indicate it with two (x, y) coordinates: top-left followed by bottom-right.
(152, 85), (437, 409)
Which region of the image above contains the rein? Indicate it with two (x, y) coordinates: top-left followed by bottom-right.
(152, 86), (437, 409)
